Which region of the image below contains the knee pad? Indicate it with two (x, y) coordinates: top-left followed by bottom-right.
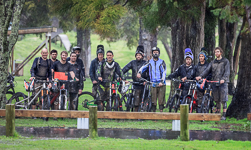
(222, 102), (227, 109)
(159, 105), (164, 110)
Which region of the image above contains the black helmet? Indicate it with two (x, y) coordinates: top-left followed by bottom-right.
(72, 46), (81, 52)
(97, 45), (104, 56)
(135, 45), (144, 57)
(152, 47), (160, 58)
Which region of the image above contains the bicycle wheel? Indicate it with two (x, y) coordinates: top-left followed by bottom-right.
(59, 95), (65, 110)
(8, 92), (27, 109)
(144, 97), (152, 112)
(201, 94), (210, 113)
(113, 95), (119, 111)
(169, 94), (179, 113)
(125, 94), (131, 112)
(183, 96), (192, 113)
(78, 92), (95, 111)
(42, 94), (50, 110)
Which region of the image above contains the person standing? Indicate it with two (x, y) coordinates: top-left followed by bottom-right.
(196, 47), (230, 120)
(122, 45), (147, 112)
(137, 47), (167, 112)
(30, 48), (51, 112)
(89, 45), (105, 98)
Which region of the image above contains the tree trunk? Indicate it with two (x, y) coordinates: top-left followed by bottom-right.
(245, 6), (251, 34)
(225, 22), (237, 95)
(204, 5), (216, 61)
(185, 0), (205, 65)
(0, 0), (25, 106)
(218, 18), (227, 49)
(140, 29), (156, 61)
(83, 29), (91, 77)
(226, 30), (251, 119)
(77, 28), (83, 49)
(138, 17), (143, 45)
(233, 16), (246, 74)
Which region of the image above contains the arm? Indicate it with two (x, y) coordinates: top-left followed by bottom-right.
(222, 59), (230, 82)
(79, 66), (84, 90)
(79, 59), (85, 78)
(160, 60), (167, 83)
(47, 60), (52, 81)
(96, 62), (103, 79)
(200, 62), (212, 78)
(30, 58), (38, 77)
(89, 60), (95, 82)
(115, 63), (125, 80)
(138, 61), (150, 75)
(167, 67), (180, 79)
(122, 61), (133, 74)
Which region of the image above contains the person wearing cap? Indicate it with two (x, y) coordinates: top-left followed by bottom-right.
(137, 47), (167, 112)
(66, 46), (85, 79)
(122, 45), (148, 112)
(89, 45), (105, 98)
(167, 48), (196, 99)
(196, 47), (230, 120)
(194, 48), (212, 113)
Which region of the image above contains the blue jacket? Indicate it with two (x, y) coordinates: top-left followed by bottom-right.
(138, 58), (166, 86)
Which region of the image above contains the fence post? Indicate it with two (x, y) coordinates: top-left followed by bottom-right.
(180, 104), (189, 141)
(6, 104), (15, 137)
(89, 106), (98, 138)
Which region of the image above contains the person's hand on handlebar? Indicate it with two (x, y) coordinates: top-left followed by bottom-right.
(159, 82), (163, 87)
(125, 80), (129, 84)
(196, 76), (201, 81)
(98, 77), (103, 81)
(220, 80), (225, 84)
(78, 89), (82, 95)
(48, 83), (52, 88)
(181, 77), (187, 82)
(29, 77), (35, 81)
(93, 80), (98, 84)
(137, 73), (141, 78)
(74, 77), (79, 81)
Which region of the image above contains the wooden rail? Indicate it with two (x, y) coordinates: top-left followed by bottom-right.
(7, 27), (57, 35)
(0, 109), (221, 121)
(247, 113), (251, 120)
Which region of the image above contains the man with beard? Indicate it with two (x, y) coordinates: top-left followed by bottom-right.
(89, 45), (105, 98)
(97, 50), (125, 111)
(30, 48), (52, 113)
(194, 48), (211, 113)
(68, 52), (83, 110)
(122, 45), (147, 112)
(50, 51), (77, 110)
(50, 49), (59, 65)
(196, 47), (230, 120)
(137, 47), (167, 112)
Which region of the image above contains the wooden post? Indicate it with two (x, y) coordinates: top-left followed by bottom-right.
(6, 104), (15, 137)
(180, 104), (189, 141)
(89, 106), (98, 138)
(48, 32), (51, 59)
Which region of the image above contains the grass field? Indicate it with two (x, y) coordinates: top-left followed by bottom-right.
(0, 136), (251, 150)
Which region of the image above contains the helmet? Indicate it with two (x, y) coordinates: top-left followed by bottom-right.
(152, 47), (160, 58)
(198, 47), (208, 61)
(135, 45), (144, 57)
(72, 46), (81, 52)
(184, 48), (193, 60)
(97, 45), (104, 56)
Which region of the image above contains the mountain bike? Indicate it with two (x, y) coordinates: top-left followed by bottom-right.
(138, 79), (153, 112)
(201, 80), (220, 113)
(8, 79), (50, 110)
(182, 80), (199, 113)
(167, 79), (184, 113)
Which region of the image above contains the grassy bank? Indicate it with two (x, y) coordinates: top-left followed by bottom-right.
(0, 136), (251, 150)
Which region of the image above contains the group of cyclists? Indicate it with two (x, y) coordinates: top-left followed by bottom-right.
(29, 43), (230, 120)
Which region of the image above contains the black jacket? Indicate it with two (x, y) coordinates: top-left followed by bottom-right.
(195, 62), (212, 80)
(200, 57), (230, 82)
(122, 59), (147, 89)
(68, 61), (83, 92)
(167, 64), (196, 89)
(66, 57), (85, 78)
(89, 58), (105, 82)
(30, 57), (51, 80)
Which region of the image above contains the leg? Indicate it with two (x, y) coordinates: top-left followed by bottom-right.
(134, 89), (142, 112)
(157, 85), (166, 112)
(196, 90), (203, 113)
(212, 86), (220, 113)
(151, 87), (158, 112)
(220, 83), (228, 120)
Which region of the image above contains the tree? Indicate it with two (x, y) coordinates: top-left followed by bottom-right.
(0, 0), (25, 107)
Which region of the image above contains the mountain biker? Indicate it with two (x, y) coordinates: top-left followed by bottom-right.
(194, 48), (212, 113)
(68, 52), (83, 110)
(122, 45), (147, 112)
(97, 50), (126, 111)
(50, 51), (77, 110)
(137, 47), (167, 112)
(30, 48), (52, 113)
(167, 48), (196, 104)
(196, 47), (230, 120)
(50, 49), (59, 65)
(66, 46), (85, 79)
(89, 45), (105, 98)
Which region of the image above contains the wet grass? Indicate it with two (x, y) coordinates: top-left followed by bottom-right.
(0, 136), (251, 150)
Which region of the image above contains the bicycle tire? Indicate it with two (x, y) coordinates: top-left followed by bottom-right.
(144, 97), (152, 112)
(8, 92), (27, 109)
(78, 92), (95, 111)
(201, 94), (210, 113)
(112, 95), (118, 111)
(60, 95), (65, 110)
(169, 94), (179, 113)
(126, 94), (131, 112)
(183, 96), (192, 113)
